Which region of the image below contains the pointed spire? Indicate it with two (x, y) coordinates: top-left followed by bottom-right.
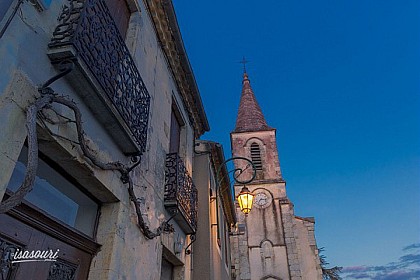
(234, 72), (271, 132)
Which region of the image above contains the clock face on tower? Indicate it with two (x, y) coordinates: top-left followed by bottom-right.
(253, 190), (272, 208)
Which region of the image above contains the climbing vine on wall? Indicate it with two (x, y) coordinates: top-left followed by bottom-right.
(0, 64), (173, 239)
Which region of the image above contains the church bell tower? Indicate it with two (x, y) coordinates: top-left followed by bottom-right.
(230, 72), (323, 280)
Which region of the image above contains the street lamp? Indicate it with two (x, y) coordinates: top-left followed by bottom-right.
(216, 156), (257, 215)
(237, 186), (254, 214)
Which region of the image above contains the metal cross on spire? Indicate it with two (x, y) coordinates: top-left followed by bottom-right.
(239, 56), (249, 73)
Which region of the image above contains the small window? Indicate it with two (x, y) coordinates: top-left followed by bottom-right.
(0, 0), (14, 22)
(169, 106), (184, 154)
(238, 223), (246, 234)
(250, 143), (263, 171)
(7, 146), (99, 237)
(104, 0), (131, 38)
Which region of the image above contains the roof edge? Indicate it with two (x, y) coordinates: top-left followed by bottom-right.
(145, 0), (210, 136)
(231, 128), (276, 134)
(295, 216), (316, 223)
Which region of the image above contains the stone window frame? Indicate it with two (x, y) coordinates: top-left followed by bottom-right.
(161, 246), (184, 280)
(6, 142), (102, 237)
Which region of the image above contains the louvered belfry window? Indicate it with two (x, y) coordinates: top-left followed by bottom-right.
(250, 143), (263, 171)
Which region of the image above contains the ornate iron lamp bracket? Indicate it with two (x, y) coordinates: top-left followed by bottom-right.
(216, 156), (257, 188)
(185, 234), (196, 255)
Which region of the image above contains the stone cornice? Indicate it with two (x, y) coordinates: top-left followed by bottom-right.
(295, 216), (315, 223)
(145, 0), (209, 137)
(234, 178), (286, 186)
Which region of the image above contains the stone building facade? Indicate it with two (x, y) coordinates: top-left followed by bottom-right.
(0, 0), (220, 279)
(230, 73), (323, 280)
(193, 140), (236, 280)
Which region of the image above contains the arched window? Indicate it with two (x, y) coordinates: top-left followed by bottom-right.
(250, 143), (263, 171)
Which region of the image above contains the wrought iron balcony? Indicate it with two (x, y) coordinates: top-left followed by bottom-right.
(164, 153), (198, 234)
(47, 0), (150, 155)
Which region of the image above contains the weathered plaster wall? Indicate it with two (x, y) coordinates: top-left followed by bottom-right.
(192, 151), (212, 280)
(0, 0), (196, 279)
(193, 141), (232, 280)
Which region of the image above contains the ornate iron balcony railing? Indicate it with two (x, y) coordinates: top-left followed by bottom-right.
(47, 0), (150, 155)
(164, 153), (198, 234)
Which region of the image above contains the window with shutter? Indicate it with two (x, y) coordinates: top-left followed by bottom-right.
(104, 0), (131, 38)
(169, 109), (181, 154)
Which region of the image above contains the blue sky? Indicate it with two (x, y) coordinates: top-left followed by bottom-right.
(172, 0), (420, 278)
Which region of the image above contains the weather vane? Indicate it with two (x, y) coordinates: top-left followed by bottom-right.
(239, 56), (249, 73)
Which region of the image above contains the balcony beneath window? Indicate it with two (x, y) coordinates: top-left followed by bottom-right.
(47, 0), (150, 155)
(164, 153), (198, 234)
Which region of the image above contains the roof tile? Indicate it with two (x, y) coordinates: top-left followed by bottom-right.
(234, 73), (271, 132)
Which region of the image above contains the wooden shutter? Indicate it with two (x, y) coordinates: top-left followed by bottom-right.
(169, 110), (181, 153)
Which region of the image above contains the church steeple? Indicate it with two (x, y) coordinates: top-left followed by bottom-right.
(230, 70), (323, 280)
(234, 73), (271, 132)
